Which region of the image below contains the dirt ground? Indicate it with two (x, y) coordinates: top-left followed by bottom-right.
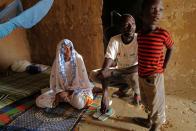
(76, 84), (196, 131)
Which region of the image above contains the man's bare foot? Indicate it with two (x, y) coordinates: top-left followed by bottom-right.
(112, 90), (128, 98)
(92, 87), (102, 94)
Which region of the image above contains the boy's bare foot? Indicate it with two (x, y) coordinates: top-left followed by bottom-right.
(133, 117), (152, 128)
(132, 93), (141, 106)
(149, 124), (162, 131)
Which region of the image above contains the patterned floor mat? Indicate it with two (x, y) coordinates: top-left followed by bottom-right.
(0, 95), (35, 128)
(0, 68), (50, 109)
(4, 103), (85, 131)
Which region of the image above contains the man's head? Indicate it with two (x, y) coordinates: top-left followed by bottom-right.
(120, 14), (136, 38)
(141, 0), (164, 27)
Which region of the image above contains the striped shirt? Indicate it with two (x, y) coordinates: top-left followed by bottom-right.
(137, 27), (174, 77)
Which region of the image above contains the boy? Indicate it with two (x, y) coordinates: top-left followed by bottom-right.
(135, 0), (174, 131)
(90, 14), (141, 113)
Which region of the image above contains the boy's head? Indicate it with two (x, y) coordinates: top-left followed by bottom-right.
(120, 14), (136, 38)
(141, 0), (164, 27)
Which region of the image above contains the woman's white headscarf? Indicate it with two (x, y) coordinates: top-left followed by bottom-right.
(58, 39), (77, 86)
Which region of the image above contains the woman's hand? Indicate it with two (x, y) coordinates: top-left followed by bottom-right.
(53, 91), (74, 106)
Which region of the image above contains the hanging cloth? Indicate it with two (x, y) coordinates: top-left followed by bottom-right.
(0, 0), (54, 39)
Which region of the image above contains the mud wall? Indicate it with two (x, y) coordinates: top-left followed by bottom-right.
(24, 0), (104, 72)
(0, 29), (31, 70)
(161, 0), (196, 95)
(0, 0), (31, 70)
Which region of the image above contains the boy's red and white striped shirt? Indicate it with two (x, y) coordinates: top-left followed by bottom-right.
(137, 27), (174, 77)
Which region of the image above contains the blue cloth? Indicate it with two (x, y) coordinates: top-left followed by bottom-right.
(0, 0), (54, 39)
(0, 0), (23, 23)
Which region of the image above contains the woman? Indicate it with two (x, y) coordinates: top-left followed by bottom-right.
(36, 39), (94, 109)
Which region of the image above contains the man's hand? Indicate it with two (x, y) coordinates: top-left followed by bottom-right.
(97, 69), (112, 80)
(100, 90), (109, 114)
(98, 58), (114, 80)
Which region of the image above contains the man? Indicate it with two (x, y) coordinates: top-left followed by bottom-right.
(90, 14), (141, 113)
(101, 0), (143, 50)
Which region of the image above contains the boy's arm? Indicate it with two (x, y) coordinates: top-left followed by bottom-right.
(163, 30), (174, 70)
(163, 46), (174, 69)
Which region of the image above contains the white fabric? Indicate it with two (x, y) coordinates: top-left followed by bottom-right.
(36, 89), (90, 109)
(105, 34), (138, 69)
(11, 60), (31, 72)
(36, 39), (93, 109)
(36, 90), (55, 108)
